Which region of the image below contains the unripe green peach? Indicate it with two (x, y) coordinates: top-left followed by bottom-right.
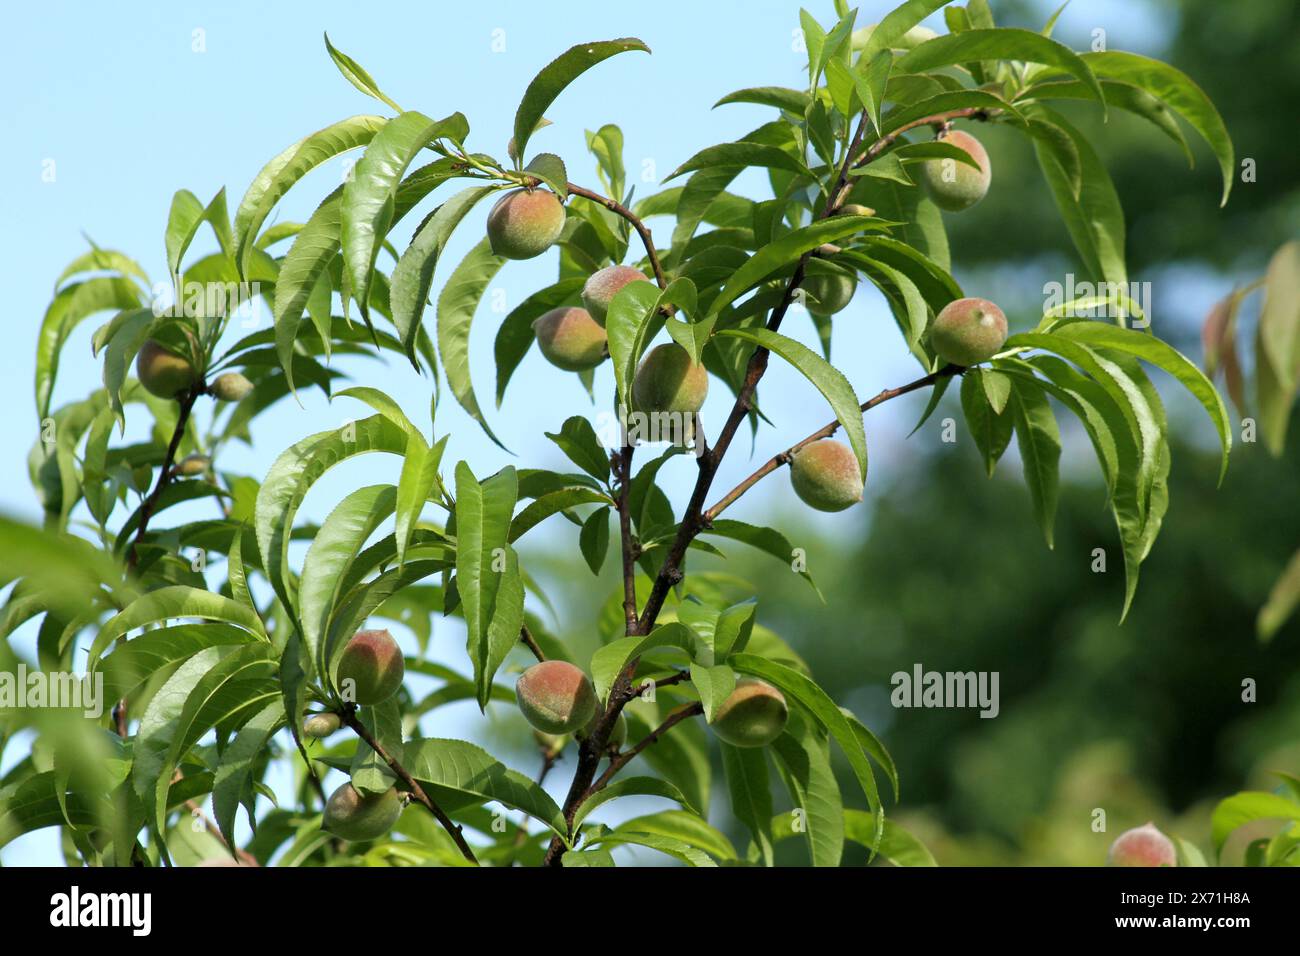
(803, 270), (857, 316)
(175, 454), (210, 477)
(211, 371), (254, 402)
(920, 130), (991, 212)
(486, 188), (566, 260)
(532, 306), (607, 371)
(323, 783), (402, 842)
(303, 712), (342, 738)
(929, 297), (1008, 367)
(789, 439), (864, 513)
(136, 340), (197, 399)
(581, 265), (651, 327)
(632, 343), (709, 415)
(712, 678), (788, 748)
(532, 729), (569, 754)
(1107, 823), (1177, 867)
(837, 203), (876, 218)
(336, 628), (405, 705)
(516, 660), (598, 735)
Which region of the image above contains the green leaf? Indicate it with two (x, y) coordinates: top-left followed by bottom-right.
(613, 810), (737, 862)
(898, 29), (1105, 113)
(666, 142), (809, 182)
(404, 738), (566, 836)
(709, 217), (880, 317)
(1255, 241), (1300, 455)
(859, 0), (951, 61)
(1007, 376), (1062, 549)
(391, 185), (498, 362)
(300, 484), (399, 681)
(454, 462), (520, 705)
(1081, 51), (1233, 205)
(713, 87), (811, 113)
(690, 662), (736, 722)
(721, 742), (774, 866)
(437, 238), (509, 448)
(847, 812), (937, 865)
(545, 416), (611, 483)
(1212, 791), (1300, 855)
(1028, 106), (1126, 288)
(323, 33), (402, 112)
(590, 622), (696, 704)
(961, 369), (1013, 477)
(100, 308), (154, 429)
(770, 720), (845, 867)
(342, 111), (469, 316)
(1050, 321), (1231, 484)
(1023, 78), (1193, 165)
(212, 699), (284, 852)
(572, 776), (700, 830)
(717, 327), (867, 480)
(254, 414), (411, 616)
(579, 508), (611, 575)
(1258, 547), (1300, 642)
(36, 278), (142, 419)
(166, 187), (231, 276)
(587, 829), (717, 867)
(512, 38), (650, 165)
(701, 519), (822, 598)
(509, 487), (609, 543)
(234, 115), (388, 270)
(89, 585), (267, 667)
(100, 623), (258, 705)
(350, 697), (402, 795)
(605, 279), (666, 412)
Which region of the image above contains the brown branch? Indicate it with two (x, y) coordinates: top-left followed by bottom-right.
(342, 708), (478, 865)
(566, 183), (667, 289)
(615, 446), (639, 633)
(519, 623), (546, 663)
(705, 364), (961, 521)
(587, 703), (704, 797)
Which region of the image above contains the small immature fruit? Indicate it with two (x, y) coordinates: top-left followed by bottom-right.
(486, 188), (566, 260)
(175, 454), (210, 477)
(136, 340), (197, 399)
(532, 306), (607, 371)
(838, 203), (876, 217)
(929, 297), (1008, 367)
(920, 130), (991, 212)
(336, 629), (405, 705)
(1107, 823), (1177, 867)
(632, 343), (709, 415)
(789, 439), (864, 513)
(803, 270), (857, 316)
(712, 678), (788, 748)
(581, 265), (651, 326)
(302, 713), (342, 738)
(532, 729), (568, 754)
(211, 371), (254, 402)
(323, 783), (402, 842)
(516, 661), (598, 735)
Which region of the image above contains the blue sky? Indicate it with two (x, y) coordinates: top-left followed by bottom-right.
(2, 0), (1172, 864)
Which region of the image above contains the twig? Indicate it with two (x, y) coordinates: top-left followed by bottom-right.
(704, 364), (961, 521)
(519, 623), (546, 663)
(587, 702), (704, 797)
(615, 446), (639, 633)
(342, 708), (478, 865)
(566, 183), (667, 289)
